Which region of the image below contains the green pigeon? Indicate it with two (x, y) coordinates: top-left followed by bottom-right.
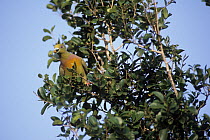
(54, 44), (88, 84)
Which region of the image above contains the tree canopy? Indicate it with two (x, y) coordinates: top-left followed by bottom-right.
(37, 0), (210, 139)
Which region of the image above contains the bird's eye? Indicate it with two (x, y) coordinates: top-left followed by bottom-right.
(60, 46), (63, 48)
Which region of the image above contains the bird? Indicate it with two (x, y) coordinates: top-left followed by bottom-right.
(54, 44), (88, 84)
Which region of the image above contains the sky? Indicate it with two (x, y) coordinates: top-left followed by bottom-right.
(0, 0), (209, 140)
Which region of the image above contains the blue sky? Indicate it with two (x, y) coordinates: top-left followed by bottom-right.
(0, 0), (209, 140)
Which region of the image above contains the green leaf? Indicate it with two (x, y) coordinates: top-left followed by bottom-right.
(84, 10), (92, 16)
(150, 101), (164, 109)
(188, 106), (198, 115)
(162, 8), (169, 19)
(48, 50), (54, 57)
(51, 116), (60, 121)
(41, 103), (50, 115)
(137, 49), (144, 57)
(46, 4), (54, 9)
(119, 79), (127, 87)
(88, 116), (98, 126)
(118, 0), (125, 6)
(115, 117), (123, 125)
(135, 111), (144, 122)
(42, 35), (52, 42)
(62, 35), (67, 40)
(159, 129), (168, 140)
(109, 116), (123, 126)
(164, 0), (167, 5)
(38, 73), (43, 78)
(50, 86), (57, 96)
(71, 37), (81, 45)
(152, 91), (164, 103)
(143, 33), (152, 43)
(43, 28), (51, 34)
(79, 47), (89, 55)
(71, 112), (81, 124)
(176, 49), (185, 54)
(37, 87), (46, 99)
(51, 25), (55, 32)
(91, 18), (98, 23)
(52, 73), (56, 82)
(52, 120), (63, 126)
(47, 58), (54, 68)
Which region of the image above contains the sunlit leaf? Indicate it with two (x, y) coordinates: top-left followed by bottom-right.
(51, 116), (60, 121)
(162, 8), (169, 19)
(52, 73), (56, 82)
(43, 28), (51, 34)
(46, 4), (54, 9)
(42, 35), (52, 42)
(71, 112), (81, 124)
(48, 50), (54, 57)
(51, 25), (55, 32)
(41, 103), (50, 115)
(47, 58), (54, 68)
(37, 87), (46, 99)
(52, 120), (63, 126)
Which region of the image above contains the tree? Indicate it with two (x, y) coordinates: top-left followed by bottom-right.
(37, 0), (210, 139)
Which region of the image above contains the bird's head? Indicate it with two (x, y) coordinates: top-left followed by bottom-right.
(54, 44), (67, 54)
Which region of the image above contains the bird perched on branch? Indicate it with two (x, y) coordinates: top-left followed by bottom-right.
(54, 44), (88, 84)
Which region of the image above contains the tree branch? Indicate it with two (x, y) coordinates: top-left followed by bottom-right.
(106, 23), (115, 54)
(197, 87), (210, 113)
(153, 0), (178, 97)
(89, 49), (105, 73)
(132, 41), (162, 54)
(102, 32), (111, 61)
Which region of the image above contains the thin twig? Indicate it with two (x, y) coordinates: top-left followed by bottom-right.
(114, 43), (124, 52)
(63, 124), (79, 138)
(90, 40), (105, 73)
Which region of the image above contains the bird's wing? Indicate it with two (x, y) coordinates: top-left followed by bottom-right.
(59, 64), (65, 76)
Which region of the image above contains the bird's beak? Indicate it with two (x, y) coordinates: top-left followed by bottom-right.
(54, 48), (59, 53)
